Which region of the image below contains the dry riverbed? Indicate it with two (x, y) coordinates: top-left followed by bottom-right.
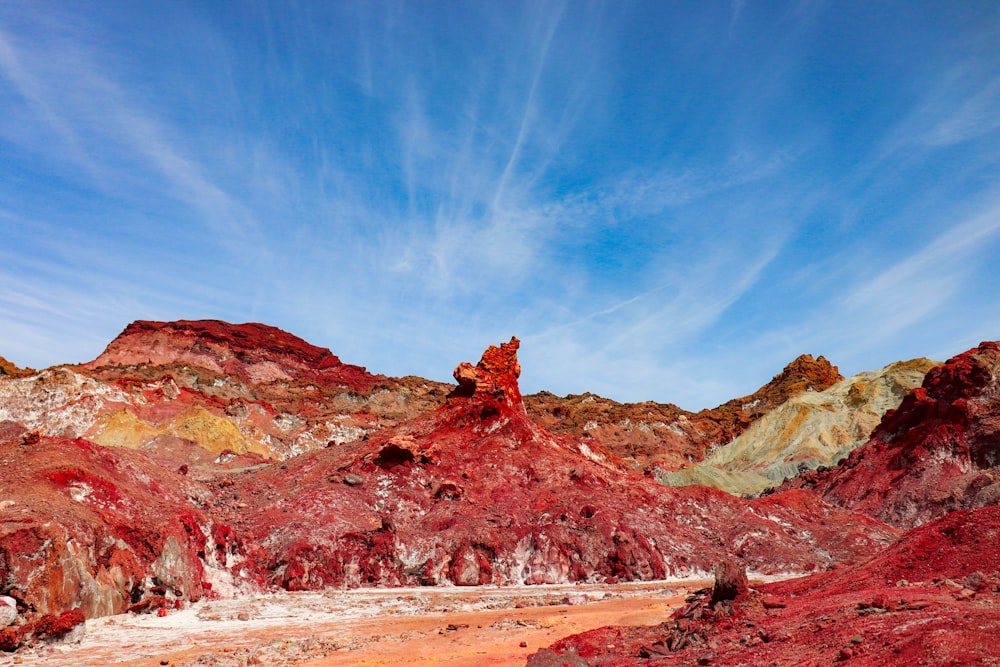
(1, 580), (710, 667)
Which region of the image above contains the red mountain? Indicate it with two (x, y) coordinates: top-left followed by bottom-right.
(223, 338), (893, 590)
(85, 319), (378, 391)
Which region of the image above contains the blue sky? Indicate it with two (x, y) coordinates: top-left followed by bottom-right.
(2, 1), (999, 409)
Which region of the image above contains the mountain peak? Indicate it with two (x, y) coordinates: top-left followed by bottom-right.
(85, 319), (376, 390)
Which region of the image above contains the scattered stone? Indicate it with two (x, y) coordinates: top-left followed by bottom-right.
(237, 611), (250, 621)
(520, 641), (528, 648)
(561, 595), (588, 606)
(342, 473), (364, 486)
(965, 571), (985, 591)
(761, 595), (787, 609)
(956, 588), (976, 601)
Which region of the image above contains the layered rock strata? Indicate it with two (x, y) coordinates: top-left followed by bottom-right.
(526, 354), (843, 473)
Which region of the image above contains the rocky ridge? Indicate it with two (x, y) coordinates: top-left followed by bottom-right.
(526, 353), (843, 473)
(0, 322), (842, 478)
(661, 358), (936, 495)
(0, 320), (449, 464)
(0, 325), (899, 650)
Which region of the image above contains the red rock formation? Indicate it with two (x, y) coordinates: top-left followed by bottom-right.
(529, 504), (1000, 666)
(0, 433), (240, 623)
(785, 341), (1000, 528)
(225, 341), (894, 592)
(85, 319), (377, 390)
(0, 608), (85, 652)
(15, 322), (1000, 664)
(0, 356), (33, 379)
(449, 336), (523, 408)
(710, 559), (748, 606)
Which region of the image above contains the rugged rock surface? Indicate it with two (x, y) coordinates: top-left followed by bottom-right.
(785, 341), (1000, 528)
(661, 358), (936, 495)
(0, 327), (895, 640)
(0, 433), (240, 620)
(526, 354), (843, 473)
(223, 340), (895, 591)
(528, 504), (1000, 666)
(0, 320), (449, 464)
(0, 356), (33, 379)
(525, 392), (693, 472)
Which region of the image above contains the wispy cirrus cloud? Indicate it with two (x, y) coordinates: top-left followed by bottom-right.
(2, 1), (999, 410)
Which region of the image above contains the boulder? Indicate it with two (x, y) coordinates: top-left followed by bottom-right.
(710, 559), (748, 605)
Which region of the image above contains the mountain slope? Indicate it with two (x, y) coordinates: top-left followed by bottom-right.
(0, 320), (448, 464)
(661, 358), (936, 495)
(224, 339), (895, 590)
(526, 354), (843, 473)
(786, 341), (1000, 528)
(529, 503), (1000, 666)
